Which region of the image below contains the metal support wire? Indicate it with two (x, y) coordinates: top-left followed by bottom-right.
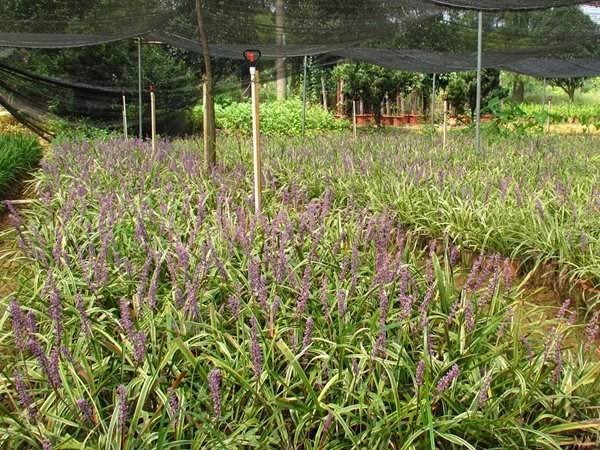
(475, 10), (483, 153)
(137, 37), (143, 139)
(302, 55), (308, 138)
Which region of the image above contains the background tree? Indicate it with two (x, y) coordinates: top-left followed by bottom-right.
(548, 78), (586, 103)
(333, 63), (421, 124)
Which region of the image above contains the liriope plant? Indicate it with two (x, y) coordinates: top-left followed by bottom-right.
(0, 137), (599, 449)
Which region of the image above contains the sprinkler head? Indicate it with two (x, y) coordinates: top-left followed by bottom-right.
(243, 49), (262, 67)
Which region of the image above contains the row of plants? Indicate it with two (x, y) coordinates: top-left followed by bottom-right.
(0, 133), (43, 204)
(193, 99), (349, 136)
(1, 137), (599, 448)
(519, 103), (600, 130)
(267, 132), (600, 286)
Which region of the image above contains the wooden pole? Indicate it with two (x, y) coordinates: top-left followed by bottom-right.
(275, 0), (286, 100)
(302, 55), (308, 138)
(352, 100), (357, 140)
(431, 73), (436, 128)
(203, 80), (207, 141)
(150, 86), (156, 153)
(546, 96), (552, 133)
(443, 98), (448, 150)
(340, 79), (345, 116)
(250, 66), (262, 213)
(321, 74), (328, 111)
(122, 92), (128, 139)
(195, 0), (217, 172)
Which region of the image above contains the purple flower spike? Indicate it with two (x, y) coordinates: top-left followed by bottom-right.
(552, 341), (563, 384)
(503, 258), (513, 291)
(302, 317), (315, 357)
(584, 310), (599, 352)
(48, 346), (62, 390)
(399, 295), (413, 321)
(132, 331), (146, 366)
(9, 298), (27, 352)
(208, 369), (222, 417)
(75, 294), (91, 336)
(119, 297), (134, 340)
(322, 412), (334, 440)
(337, 290), (347, 319)
(167, 388), (179, 418)
(557, 299), (571, 320)
(450, 246), (460, 267)
(76, 399), (94, 424)
(14, 370), (37, 421)
(478, 374), (492, 406)
(117, 384), (128, 432)
(465, 256), (483, 292)
(319, 277), (331, 322)
(464, 302), (475, 332)
(436, 363), (460, 394)
(296, 265), (312, 318)
(49, 289), (63, 344)
(378, 289), (389, 327)
(415, 360), (425, 388)
(250, 317), (263, 380)
(227, 293), (241, 320)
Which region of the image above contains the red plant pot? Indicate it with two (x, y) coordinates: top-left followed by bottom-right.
(408, 114), (420, 125)
(355, 114), (375, 126)
(381, 115), (394, 126)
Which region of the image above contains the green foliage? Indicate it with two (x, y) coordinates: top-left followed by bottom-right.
(446, 71), (508, 119)
(482, 98), (545, 138)
(0, 133), (42, 200)
(333, 63), (421, 121)
(193, 99), (349, 135)
(446, 74), (469, 116)
(50, 119), (122, 142)
(521, 103), (600, 131)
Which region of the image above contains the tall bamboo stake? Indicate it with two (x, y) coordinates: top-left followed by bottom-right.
(431, 73), (436, 128)
(150, 86), (156, 153)
(250, 66), (262, 213)
(302, 55), (308, 138)
(443, 98), (448, 150)
(352, 100), (357, 140)
(122, 92), (128, 139)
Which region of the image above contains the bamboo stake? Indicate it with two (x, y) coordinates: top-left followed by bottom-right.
(443, 98), (448, 150)
(150, 85), (156, 153)
(250, 66), (262, 213)
(352, 100), (357, 140)
(122, 92), (128, 139)
(546, 96), (552, 133)
(321, 74), (328, 111)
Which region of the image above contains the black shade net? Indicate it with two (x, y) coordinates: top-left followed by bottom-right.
(0, 0), (598, 137)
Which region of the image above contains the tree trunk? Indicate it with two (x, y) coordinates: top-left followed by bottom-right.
(567, 86), (575, 103)
(275, 0), (286, 100)
(374, 106), (382, 126)
(512, 79), (524, 103)
(196, 0), (216, 173)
